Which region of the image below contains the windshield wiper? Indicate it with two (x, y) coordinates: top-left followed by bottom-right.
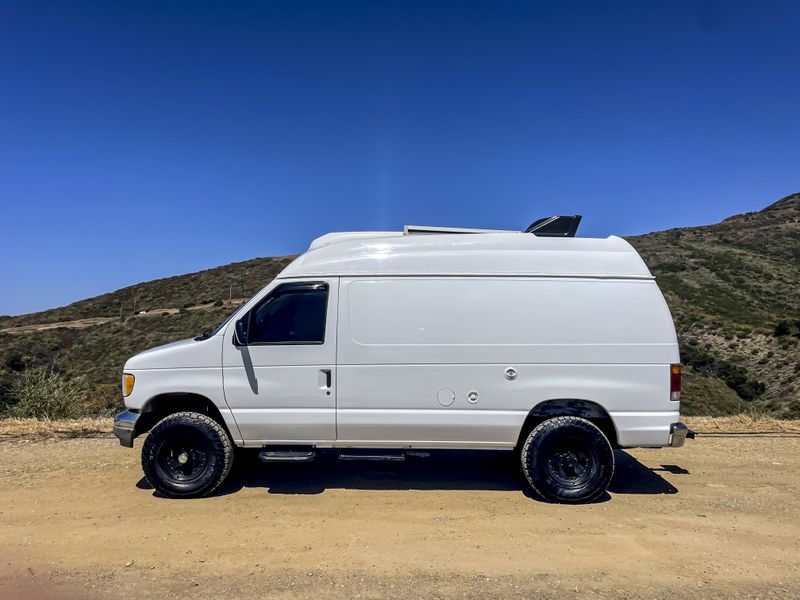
(194, 313), (235, 341)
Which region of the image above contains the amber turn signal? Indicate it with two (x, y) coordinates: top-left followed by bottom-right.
(123, 373), (135, 397)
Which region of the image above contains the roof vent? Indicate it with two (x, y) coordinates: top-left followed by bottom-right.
(525, 215), (582, 237)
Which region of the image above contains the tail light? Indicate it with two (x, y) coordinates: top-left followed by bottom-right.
(670, 364), (681, 401)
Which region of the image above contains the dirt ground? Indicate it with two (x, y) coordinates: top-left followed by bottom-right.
(1, 431), (799, 599)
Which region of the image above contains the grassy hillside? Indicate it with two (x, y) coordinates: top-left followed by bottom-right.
(0, 256), (295, 328)
(628, 192), (800, 417)
(0, 256), (295, 415)
(1, 195), (798, 418)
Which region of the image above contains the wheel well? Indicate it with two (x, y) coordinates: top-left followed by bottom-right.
(135, 393), (229, 437)
(516, 399), (618, 449)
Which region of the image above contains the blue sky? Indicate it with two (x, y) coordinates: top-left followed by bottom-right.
(1, 1), (799, 315)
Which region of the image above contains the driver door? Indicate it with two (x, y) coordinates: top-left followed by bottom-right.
(222, 279), (338, 445)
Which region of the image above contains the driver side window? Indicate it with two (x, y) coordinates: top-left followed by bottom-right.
(244, 282), (328, 345)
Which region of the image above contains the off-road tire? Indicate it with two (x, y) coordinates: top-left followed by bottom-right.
(520, 416), (614, 504)
(141, 411), (233, 498)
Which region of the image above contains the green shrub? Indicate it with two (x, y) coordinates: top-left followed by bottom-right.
(4, 352), (26, 372)
(681, 343), (767, 401)
(0, 373), (14, 414)
(781, 399), (800, 419)
(774, 320), (792, 336)
(680, 368), (747, 416)
(6, 367), (88, 419)
(654, 262), (687, 273)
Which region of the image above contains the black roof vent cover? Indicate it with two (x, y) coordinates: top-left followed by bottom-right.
(525, 215), (582, 237)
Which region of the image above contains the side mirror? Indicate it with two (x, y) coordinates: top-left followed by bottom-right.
(234, 319), (248, 346)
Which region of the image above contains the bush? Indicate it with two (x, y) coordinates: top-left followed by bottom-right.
(5, 367), (88, 419)
(4, 352), (26, 372)
(680, 343), (767, 401)
(774, 320), (792, 336)
(0, 373), (14, 414)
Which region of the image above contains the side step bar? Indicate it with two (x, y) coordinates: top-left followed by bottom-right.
(258, 449), (316, 462)
(258, 448), (432, 462)
(339, 451), (405, 461)
(339, 450), (429, 461)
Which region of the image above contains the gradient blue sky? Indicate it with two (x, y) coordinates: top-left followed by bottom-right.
(1, 1), (799, 315)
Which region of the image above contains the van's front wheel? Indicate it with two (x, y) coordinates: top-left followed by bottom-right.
(520, 416), (614, 504)
(141, 412), (233, 498)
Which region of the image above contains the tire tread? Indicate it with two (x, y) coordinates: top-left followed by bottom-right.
(141, 411), (233, 498)
(520, 416), (614, 504)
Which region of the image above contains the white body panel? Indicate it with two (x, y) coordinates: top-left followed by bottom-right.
(122, 232), (680, 450)
(335, 277), (678, 448)
(121, 339), (243, 443)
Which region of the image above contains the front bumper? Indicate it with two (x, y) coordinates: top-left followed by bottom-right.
(669, 422), (695, 448)
(113, 410), (140, 448)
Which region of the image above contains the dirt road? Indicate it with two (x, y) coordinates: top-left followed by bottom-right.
(1, 433), (799, 599)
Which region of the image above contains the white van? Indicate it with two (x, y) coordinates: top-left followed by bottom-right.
(114, 218), (690, 503)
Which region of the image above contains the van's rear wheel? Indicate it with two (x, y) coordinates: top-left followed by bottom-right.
(520, 416), (614, 504)
(141, 411), (233, 498)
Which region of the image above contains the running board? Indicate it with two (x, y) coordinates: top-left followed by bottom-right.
(258, 449), (316, 462)
(338, 451), (406, 461)
(338, 450), (429, 461)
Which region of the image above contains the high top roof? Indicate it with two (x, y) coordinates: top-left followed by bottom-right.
(278, 232), (653, 279)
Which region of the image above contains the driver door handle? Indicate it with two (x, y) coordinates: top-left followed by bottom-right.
(320, 369), (332, 389)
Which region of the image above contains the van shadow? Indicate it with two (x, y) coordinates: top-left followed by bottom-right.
(181, 449), (681, 500)
(607, 452), (681, 495)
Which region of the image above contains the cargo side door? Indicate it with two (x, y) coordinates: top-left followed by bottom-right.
(335, 277), (514, 446)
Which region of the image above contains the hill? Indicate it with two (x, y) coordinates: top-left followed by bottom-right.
(1, 195), (798, 417)
(0, 255), (296, 328)
(628, 192), (800, 417)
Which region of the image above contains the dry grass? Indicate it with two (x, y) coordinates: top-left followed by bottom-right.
(0, 417), (112, 441)
(1, 415), (799, 442)
(685, 414), (800, 433)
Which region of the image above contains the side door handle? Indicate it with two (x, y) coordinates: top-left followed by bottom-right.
(320, 369), (332, 390)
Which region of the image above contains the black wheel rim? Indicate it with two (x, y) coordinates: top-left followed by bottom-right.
(154, 428), (212, 486)
(544, 437), (597, 489)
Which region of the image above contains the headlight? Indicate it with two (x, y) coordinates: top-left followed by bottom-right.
(123, 373), (135, 397)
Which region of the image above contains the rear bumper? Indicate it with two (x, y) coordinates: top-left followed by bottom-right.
(113, 410), (140, 448)
(669, 421), (694, 448)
